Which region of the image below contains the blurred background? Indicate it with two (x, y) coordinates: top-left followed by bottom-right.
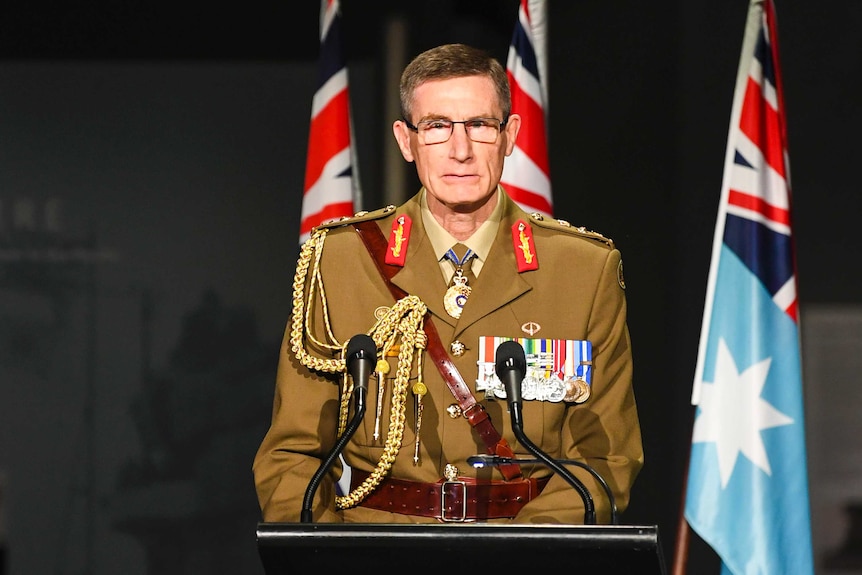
(1, 1), (861, 573)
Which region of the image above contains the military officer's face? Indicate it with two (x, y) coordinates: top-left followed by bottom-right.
(393, 75), (521, 215)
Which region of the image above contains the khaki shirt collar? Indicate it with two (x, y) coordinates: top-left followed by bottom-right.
(420, 187), (503, 279)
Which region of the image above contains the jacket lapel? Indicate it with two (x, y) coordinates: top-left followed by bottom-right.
(454, 202), (532, 336)
(389, 198), (455, 326)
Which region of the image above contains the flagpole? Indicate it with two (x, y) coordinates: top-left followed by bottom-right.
(527, 0), (548, 117)
(382, 13), (408, 207)
(671, 407), (696, 575)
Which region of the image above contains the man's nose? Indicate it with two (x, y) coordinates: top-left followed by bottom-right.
(449, 123), (473, 158)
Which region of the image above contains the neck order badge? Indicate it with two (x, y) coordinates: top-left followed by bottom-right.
(443, 244), (475, 319)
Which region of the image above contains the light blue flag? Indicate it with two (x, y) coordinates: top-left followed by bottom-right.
(684, 1), (814, 573)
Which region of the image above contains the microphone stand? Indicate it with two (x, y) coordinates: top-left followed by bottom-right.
(467, 454), (616, 524)
(507, 413), (597, 524)
(300, 335), (374, 523)
(300, 386), (367, 523)
(496, 340), (597, 525)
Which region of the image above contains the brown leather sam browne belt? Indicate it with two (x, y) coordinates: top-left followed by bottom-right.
(351, 469), (549, 522)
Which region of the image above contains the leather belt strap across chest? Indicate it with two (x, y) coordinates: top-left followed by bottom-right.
(353, 220), (522, 480)
(350, 469), (548, 522)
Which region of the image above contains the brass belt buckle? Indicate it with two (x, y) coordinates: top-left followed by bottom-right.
(440, 464), (467, 522)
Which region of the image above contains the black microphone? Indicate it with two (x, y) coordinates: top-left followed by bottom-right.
(344, 333), (375, 395)
(300, 334), (376, 523)
(496, 340), (526, 415)
(494, 340), (597, 524)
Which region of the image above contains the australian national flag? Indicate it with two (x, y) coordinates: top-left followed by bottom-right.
(684, 1), (814, 573)
(501, 0), (553, 217)
(299, 0), (357, 244)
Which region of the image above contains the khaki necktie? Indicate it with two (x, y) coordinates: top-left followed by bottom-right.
(449, 243), (476, 284)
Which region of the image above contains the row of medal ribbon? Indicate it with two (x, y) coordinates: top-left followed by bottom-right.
(476, 336), (593, 404)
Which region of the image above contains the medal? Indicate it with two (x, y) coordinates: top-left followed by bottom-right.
(443, 244), (475, 319)
(477, 337), (594, 403)
(564, 376), (591, 403)
(444, 268), (471, 318)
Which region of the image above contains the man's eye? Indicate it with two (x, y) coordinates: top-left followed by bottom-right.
(424, 121), (450, 130)
(466, 120), (490, 128)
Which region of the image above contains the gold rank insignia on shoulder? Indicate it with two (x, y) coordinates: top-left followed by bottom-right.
(528, 212), (615, 249)
(314, 205), (397, 232)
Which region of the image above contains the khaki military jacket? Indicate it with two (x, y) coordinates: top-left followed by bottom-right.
(253, 190), (643, 524)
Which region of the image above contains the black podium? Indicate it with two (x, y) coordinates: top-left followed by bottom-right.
(257, 522), (668, 574)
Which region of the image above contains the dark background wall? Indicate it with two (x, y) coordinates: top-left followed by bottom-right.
(1, 1), (860, 574)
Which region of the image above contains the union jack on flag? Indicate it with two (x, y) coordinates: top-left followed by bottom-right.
(501, 0), (552, 217)
(299, 0), (358, 244)
(684, 1), (814, 573)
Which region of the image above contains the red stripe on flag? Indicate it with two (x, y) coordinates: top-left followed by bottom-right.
(728, 189), (791, 226)
(765, 0), (789, 152)
(785, 298), (798, 322)
(739, 77), (786, 180)
(508, 72), (550, 175)
(502, 182), (553, 216)
(300, 200), (354, 237)
(303, 89), (351, 192)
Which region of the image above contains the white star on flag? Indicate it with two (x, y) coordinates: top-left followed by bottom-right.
(692, 338), (793, 487)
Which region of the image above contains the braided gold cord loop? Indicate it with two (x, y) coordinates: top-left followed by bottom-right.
(290, 230), (346, 374)
(289, 228), (430, 510)
(336, 372), (352, 437)
(336, 299), (427, 509)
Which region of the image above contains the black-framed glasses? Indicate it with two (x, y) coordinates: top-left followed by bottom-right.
(404, 117), (507, 145)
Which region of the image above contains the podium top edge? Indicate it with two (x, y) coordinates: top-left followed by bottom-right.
(255, 523), (668, 575)
(256, 522), (662, 548)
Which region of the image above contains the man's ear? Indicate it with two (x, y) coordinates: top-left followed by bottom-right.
(392, 120), (415, 162)
(503, 113), (522, 157)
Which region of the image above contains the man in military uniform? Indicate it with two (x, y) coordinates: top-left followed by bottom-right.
(253, 43), (643, 524)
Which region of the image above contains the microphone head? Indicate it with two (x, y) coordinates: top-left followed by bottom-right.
(495, 340), (526, 406)
(495, 340), (526, 379)
(346, 334), (377, 391)
(346, 334), (376, 363)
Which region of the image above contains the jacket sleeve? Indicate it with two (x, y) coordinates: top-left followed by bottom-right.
(252, 322), (346, 523)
